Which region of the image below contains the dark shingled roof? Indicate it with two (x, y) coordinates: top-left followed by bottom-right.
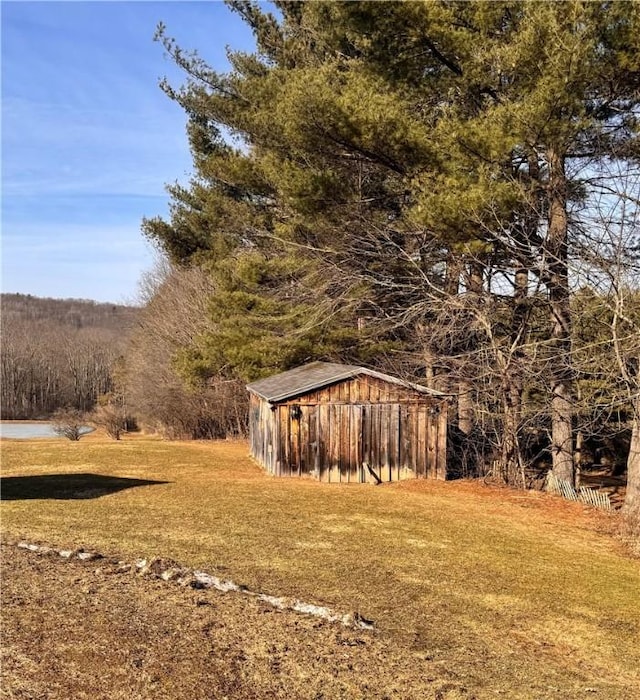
(246, 361), (444, 403)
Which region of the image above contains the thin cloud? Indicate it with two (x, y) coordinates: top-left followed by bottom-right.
(1, 1), (257, 301)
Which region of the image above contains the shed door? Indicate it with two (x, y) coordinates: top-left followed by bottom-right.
(361, 404), (396, 482)
(361, 403), (423, 482)
(281, 404), (316, 477)
(315, 403), (362, 483)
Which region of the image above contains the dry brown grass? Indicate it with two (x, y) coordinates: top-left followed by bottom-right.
(3, 544), (463, 700)
(2, 433), (640, 699)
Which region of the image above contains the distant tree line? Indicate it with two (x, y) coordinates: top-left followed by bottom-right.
(0, 288), (247, 440)
(1, 294), (136, 419)
(1, 293), (138, 330)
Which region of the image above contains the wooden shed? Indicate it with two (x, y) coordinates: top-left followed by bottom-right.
(247, 361), (448, 483)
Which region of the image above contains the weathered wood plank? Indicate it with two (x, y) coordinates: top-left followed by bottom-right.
(400, 405), (413, 479)
(437, 403), (448, 479)
(353, 404), (360, 482)
(317, 404), (329, 481)
(416, 405), (426, 478)
(290, 406), (301, 476)
(379, 404), (387, 480)
(392, 403), (401, 481)
(337, 404), (346, 482)
(260, 403), (269, 472)
(281, 406), (291, 476)
(343, 405), (351, 482)
(408, 404), (417, 477)
(369, 404), (378, 473)
(329, 404), (340, 483)
(426, 409), (436, 479)
(310, 406), (318, 476)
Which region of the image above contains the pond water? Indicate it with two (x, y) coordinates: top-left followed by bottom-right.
(0, 422), (94, 439)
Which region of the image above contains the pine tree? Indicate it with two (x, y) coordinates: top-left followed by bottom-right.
(146, 1), (640, 494)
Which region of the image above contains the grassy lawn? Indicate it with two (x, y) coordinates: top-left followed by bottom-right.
(2, 433), (639, 698)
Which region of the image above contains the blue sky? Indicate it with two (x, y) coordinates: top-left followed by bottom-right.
(1, 1), (257, 303)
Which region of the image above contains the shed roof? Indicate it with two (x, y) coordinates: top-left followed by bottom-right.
(246, 361), (444, 403)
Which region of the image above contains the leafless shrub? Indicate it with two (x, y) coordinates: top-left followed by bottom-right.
(91, 403), (126, 440)
(51, 408), (87, 441)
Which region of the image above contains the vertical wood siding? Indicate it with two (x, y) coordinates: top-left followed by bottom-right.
(249, 375), (448, 482)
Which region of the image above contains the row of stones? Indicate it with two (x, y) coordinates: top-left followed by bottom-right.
(12, 540), (374, 630)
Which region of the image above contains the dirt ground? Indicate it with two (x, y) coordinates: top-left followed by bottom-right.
(1, 543), (473, 700)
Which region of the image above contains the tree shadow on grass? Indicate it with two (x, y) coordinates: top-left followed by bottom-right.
(0, 473), (170, 501)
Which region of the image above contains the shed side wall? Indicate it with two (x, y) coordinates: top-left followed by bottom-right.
(249, 393), (278, 474)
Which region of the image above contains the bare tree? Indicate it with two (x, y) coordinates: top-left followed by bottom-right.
(570, 164), (640, 525)
(124, 262), (248, 439)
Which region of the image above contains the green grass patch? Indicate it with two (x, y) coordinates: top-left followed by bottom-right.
(2, 434), (639, 698)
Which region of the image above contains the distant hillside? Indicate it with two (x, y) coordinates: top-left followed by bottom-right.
(1, 293), (139, 332)
(1, 294), (139, 420)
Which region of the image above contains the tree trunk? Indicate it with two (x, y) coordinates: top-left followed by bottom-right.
(433, 255), (460, 396)
(546, 148), (574, 484)
(501, 390), (522, 484)
(622, 392), (640, 522)
(458, 260), (483, 436)
(501, 268), (529, 485)
(458, 388), (474, 436)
